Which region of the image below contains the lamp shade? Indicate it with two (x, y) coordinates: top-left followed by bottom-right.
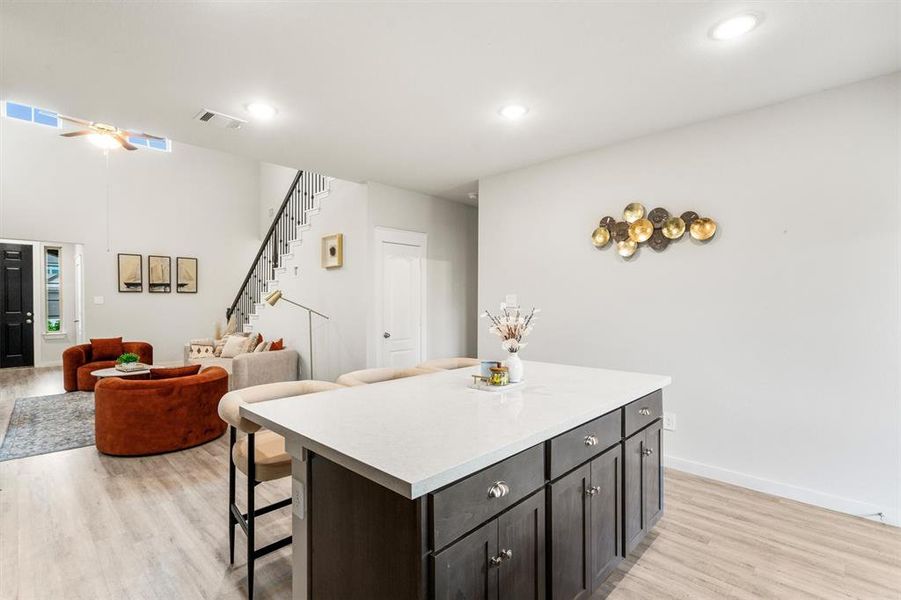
(264, 289), (283, 306)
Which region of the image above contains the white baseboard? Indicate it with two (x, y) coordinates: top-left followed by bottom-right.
(34, 360), (62, 368)
(664, 454), (898, 527)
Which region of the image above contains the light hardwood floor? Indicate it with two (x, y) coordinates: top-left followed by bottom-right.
(1, 367), (899, 599)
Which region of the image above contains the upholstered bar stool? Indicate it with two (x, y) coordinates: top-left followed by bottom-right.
(217, 380), (344, 599)
(335, 366), (438, 386)
(416, 357), (479, 370)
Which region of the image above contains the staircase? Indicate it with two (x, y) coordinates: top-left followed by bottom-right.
(226, 170), (333, 330)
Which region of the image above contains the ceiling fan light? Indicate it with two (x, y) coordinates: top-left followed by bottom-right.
(87, 133), (119, 150)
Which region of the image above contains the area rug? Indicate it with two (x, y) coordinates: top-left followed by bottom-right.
(0, 392), (95, 462)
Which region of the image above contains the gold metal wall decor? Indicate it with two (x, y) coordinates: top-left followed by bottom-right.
(591, 203), (717, 259)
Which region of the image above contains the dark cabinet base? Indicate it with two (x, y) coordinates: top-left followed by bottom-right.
(308, 396), (664, 600)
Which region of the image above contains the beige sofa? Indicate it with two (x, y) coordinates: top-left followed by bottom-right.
(183, 344), (300, 390)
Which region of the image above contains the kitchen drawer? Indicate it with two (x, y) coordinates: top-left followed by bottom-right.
(548, 409), (621, 479)
(623, 390), (663, 438)
(430, 444), (545, 550)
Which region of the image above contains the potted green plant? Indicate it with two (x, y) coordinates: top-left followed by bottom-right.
(115, 352), (144, 372)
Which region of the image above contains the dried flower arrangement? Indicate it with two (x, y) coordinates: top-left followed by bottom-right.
(481, 303), (540, 354)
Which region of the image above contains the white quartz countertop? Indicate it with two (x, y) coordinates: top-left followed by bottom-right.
(241, 361), (671, 499)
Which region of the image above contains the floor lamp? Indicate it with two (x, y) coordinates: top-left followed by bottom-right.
(264, 290), (329, 380)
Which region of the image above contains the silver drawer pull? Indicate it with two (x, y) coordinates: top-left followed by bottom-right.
(487, 481), (510, 499)
(583, 434), (598, 447)
(638, 408), (651, 416)
(642, 447), (654, 457)
(585, 485), (601, 497)
(489, 549), (513, 567)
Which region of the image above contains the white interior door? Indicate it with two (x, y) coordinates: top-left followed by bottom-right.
(374, 229), (427, 369)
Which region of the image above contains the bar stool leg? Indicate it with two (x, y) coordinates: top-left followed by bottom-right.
(247, 432), (256, 600)
(228, 426), (237, 565)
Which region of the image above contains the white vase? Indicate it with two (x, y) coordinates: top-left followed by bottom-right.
(506, 352), (524, 383)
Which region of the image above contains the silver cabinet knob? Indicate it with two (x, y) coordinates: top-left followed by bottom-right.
(25, 319), (32, 324)
(585, 485), (601, 497)
(638, 408), (651, 416)
(642, 447), (654, 457)
(489, 549), (513, 567)
(25, 311), (32, 317)
(584, 434), (598, 447)
(383, 332), (391, 339)
(487, 481), (510, 499)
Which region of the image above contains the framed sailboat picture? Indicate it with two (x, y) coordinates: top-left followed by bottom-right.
(117, 253), (143, 293)
(176, 257), (198, 293)
(148, 255), (171, 293)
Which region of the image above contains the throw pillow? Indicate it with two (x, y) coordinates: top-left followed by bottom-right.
(213, 338), (227, 357)
(253, 341), (268, 353)
(190, 344), (214, 359)
(221, 335), (250, 359)
(91, 337), (124, 361)
(242, 333), (261, 354)
(269, 338), (284, 351)
(190, 338), (215, 347)
(150, 364), (202, 380)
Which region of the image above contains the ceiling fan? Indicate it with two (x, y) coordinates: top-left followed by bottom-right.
(58, 115), (164, 151)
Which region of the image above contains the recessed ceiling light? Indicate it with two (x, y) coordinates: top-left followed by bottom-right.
(499, 104), (529, 120)
(709, 13), (762, 41)
(246, 102), (277, 119)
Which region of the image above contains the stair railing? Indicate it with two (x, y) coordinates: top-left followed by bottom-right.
(226, 170), (330, 327)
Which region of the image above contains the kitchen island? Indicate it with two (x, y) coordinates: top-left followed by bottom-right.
(241, 360), (671, 600)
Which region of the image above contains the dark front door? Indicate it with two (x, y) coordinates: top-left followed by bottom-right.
(0, 243), (34, 368)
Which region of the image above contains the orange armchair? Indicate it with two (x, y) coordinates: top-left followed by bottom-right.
(94, 366), (228, 456)
(63, 341), (153, 392)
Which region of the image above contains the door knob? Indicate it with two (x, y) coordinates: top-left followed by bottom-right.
(383, 332), (391, 339)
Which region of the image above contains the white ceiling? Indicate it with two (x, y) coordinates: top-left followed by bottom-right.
(1, 1), (898, 203)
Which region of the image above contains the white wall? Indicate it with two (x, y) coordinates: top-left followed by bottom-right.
(478, 75), (900, 524)
(0, 117), (261, 362)
(367, 182), (479, 365)
(259, 162), (298, 238)
(252, 178), (371, 383)
(252, 178), (478, 381)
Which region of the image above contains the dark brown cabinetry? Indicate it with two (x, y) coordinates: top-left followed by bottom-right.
(309, 390), (664, 600)
(624, 420), (663, 554)
(549, 445), (622, 600)
(433, 490), (546, 600)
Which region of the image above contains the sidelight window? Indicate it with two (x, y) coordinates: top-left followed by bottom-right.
(44, 247), (61, 332)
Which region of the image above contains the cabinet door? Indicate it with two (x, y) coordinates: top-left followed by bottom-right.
(549, 464), (591, 600)
(433, 519), (499, 600)
(498, 490), (546, 600)
(623, 433), (644, 554)
(588, 445), (622, 589)
(643, 421), (663, 530)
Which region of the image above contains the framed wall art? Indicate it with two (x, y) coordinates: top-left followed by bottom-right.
(321, 233), (344, 269)
(148, 255), (171, 293)
(117, 253), (143, 293)
(176, 257), (198, 293)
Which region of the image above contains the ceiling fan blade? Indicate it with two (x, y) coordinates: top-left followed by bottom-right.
(60, 130), (93, 137)
(114, 134), (138, 151)
(58, 114), (93, 126)
(122, 130), (165, 141)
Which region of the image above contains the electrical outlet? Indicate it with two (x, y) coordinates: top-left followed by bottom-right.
(292, 479), (305, 519)
(663, 413), (676, 431)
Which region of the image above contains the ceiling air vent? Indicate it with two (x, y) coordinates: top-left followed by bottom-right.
(193, 108), (246, 129)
